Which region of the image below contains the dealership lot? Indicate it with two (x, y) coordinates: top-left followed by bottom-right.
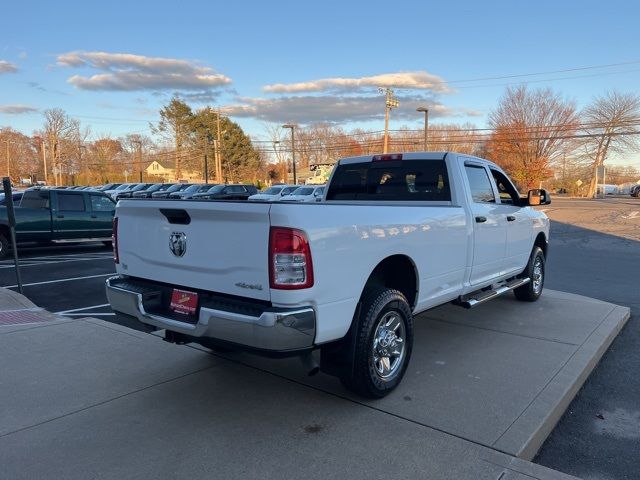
(0, 196), (638, 479)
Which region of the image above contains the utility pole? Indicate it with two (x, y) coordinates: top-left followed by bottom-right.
(416, 107), (429, 150)
(42, 141), (48, 184)
(282, 124), (297, 184)
(380, 88), (399, 154)
(203, 131), (212, 184)
(134, 140), (143, 182)
(216, 109), (223, 183)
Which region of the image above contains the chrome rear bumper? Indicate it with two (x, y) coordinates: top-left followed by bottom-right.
(105, 276), (316, 351)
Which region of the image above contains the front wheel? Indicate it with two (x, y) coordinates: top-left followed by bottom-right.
(340, 288), (413, 398)
(514, 246), (545, 302)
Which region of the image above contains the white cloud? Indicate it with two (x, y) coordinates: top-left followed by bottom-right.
(0, 60), (17, 74)
(263, 71), (453, 94)
(225, 94), (466, 124)
(57, 51), (232, 91)
(0, 104), (38, 114)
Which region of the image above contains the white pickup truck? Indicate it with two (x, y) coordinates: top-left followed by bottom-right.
(106, 152), (550, 397)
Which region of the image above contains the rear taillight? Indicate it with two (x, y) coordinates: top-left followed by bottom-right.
(269, 227), (314, 289)
(112, 217), (119, 264)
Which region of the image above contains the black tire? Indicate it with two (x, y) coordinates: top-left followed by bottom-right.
(340, 287), (413, 398)
(0, 234), (9, 260)
(514, 246), (545, 302)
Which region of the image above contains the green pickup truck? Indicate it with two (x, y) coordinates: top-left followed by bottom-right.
(0, 188), (116, 259)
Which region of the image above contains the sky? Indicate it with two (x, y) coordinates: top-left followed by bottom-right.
(1, 0), (639, 163)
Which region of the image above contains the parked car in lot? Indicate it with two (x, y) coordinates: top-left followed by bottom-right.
(629, 184), (640, 197)
(191, 184), (257, 200)
(248, 185), (298, 201)
(98, 183), (122, 192)
(104, 183), (135, 200)
(107, 152), (551, 398)
(281, 185), (325, 202)
(167, 184), (212, 199)
(0, 188), (115, 259)
(151, 183), (192, 199)
(116, 183), (155, 200)
(132, 183), (175, 198)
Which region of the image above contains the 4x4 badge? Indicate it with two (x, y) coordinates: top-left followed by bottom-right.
(169, 232), (187, 257)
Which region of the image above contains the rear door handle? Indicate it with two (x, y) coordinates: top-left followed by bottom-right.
(475, 216), (487, 223)
(506, 215), (516, 222)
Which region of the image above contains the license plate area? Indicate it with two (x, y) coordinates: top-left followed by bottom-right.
(170, 288), (199, 317)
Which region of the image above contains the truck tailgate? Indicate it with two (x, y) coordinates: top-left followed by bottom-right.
(115, 200), (272, 301)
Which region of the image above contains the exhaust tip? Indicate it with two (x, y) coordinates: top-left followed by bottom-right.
(300, 352), (320, 376)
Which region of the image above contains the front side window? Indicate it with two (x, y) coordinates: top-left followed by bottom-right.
(464, 165), (495, 203)
(57, 193), (86, 211)
(20, 191), (50, 209)
(490, 169), (520, 205)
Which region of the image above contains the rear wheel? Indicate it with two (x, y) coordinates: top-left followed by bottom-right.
(514, 246), (545, 302)
(340, 287), (413, 398)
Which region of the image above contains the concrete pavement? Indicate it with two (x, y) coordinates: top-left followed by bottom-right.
(0, 285), (629, 479)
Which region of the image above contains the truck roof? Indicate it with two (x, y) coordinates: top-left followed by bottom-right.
(337, 151), (501, 170)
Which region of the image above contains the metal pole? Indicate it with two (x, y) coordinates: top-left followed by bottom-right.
(42, 141), (48, 184)
(2, 177), (22, 294)
(203, 138), (209, 184)
(216, 109), (223, 183)
(291, 127), (297, 185)
(383, 104), (390, 154)
(424, 109), (429, 151)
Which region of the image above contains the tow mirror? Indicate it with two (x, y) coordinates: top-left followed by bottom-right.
(527, 189), (551, 206)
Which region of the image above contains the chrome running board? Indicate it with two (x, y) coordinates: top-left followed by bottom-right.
(457, 277), (531, 309)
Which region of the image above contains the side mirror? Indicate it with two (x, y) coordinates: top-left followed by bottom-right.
(527, 189), (551, 206)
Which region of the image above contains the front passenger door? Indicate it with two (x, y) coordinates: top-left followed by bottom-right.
(489, 168), (532, 275)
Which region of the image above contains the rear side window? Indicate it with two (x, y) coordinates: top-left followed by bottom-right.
(326, 160), (450, 201)
(57, 193), (86, 211)
(90, 195), (115, 212)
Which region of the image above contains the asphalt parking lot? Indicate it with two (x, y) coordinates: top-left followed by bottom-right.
(0, 243), (115, 318)
(0, 196), (638, 479)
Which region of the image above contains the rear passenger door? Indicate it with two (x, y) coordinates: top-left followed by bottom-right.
(52, 191), (92, 239)
(89, 194), (116, 238)
(463, 162), (507, 286)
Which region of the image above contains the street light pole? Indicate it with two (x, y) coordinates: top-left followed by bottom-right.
(282, 124), (297, 185)
(416, 107), (429, 151)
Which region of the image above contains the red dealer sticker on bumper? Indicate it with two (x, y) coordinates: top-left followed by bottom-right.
(170, 289), (199, 316)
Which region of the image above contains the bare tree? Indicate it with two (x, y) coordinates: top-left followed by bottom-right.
(581, 91), (640, 196)
(486, 86), (579, 189)
(40, 108), (79, 185)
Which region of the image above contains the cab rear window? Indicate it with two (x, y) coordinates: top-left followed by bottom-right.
(326, 160), (450, 201)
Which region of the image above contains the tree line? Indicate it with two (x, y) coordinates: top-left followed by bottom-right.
(0, 88), (638, 194)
